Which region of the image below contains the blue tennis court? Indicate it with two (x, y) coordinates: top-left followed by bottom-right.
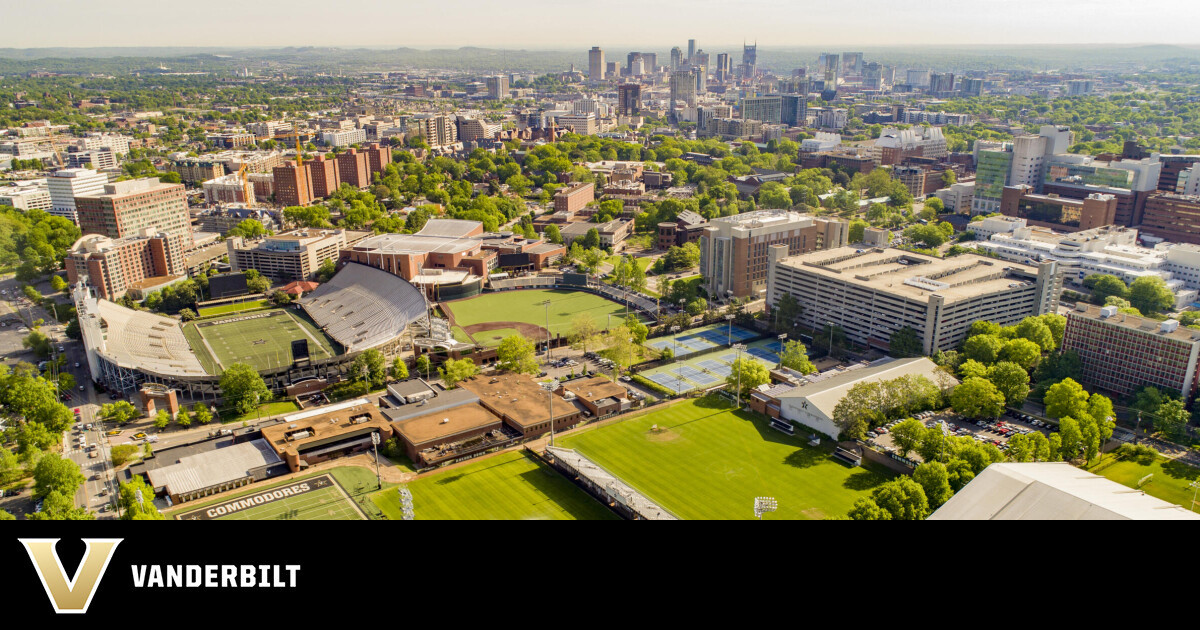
(687, 371), (721, 386)
(647, 339), (673, 351)
(765, 340), (784, 353)
(679, 338), (715, 352)
(675, 365), (709, 380)
(645, 372), (694, 394)
(698, 359), (732, 377)
(699, 329), (730, 344)
(748, 347), (779, 363)
(730, 327), (756, 341)
(719, 352), (737, 363)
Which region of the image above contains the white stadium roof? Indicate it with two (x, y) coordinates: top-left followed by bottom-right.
(299, 262), (426, 352)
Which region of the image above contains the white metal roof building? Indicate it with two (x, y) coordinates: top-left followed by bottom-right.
(146, 439), (283, 503)
(929, 462), (1200, 520)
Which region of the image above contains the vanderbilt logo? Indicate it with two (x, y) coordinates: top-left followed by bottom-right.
(20, 538), (122, 614)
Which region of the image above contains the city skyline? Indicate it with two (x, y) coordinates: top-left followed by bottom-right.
(2, 0), (1196, 49)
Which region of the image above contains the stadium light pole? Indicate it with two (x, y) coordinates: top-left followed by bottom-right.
(732, 343), (746, 409)
(725, 313), (734, 346)
(777, 333), (787, 369)
(754, 496), (778, 520)
(371, 431), (382, 490)
(541, 300), (552, 361)
(541, 378), (560, 447)
(670, 325), (682, 389)
(1190, 480), (1200, 513)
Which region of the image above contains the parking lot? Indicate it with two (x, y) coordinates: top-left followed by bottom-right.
(867, 409), (1058, 460)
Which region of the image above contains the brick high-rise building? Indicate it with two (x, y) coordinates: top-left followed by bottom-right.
(1063, 303), (1200, 398)
(364, 142), (392, 177)
(618, 84), (641, 116)
(74, 178), (192, 248)
(336, 148), (370, 189)
(308, 154), (341, 199)
(553, 182), (594, 214)
(1139, 193), (1200, 245)
(65, 230), (187, 299)
(273, 160), (314, 207)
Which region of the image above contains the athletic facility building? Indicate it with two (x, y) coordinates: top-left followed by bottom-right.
(260, 398), (393, 472)
(137, 438), (286, 504)
(74, 262), (427, 400)
(766, 246), (1061, 354)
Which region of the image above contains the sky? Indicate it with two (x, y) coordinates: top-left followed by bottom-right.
(2, 0), (1197, 49)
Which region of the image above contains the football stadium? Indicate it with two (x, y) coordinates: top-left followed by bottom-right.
(75, 262), (428, 399)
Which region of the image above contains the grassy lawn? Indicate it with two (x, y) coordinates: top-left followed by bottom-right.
(198, 299), (270, 317)
(370, 450), (616, 520)
(1085, 451), (1200, 510)
(221, 400), (301, 423)
(469, 327), (525, 347)
(606, 255), (652, 272)
(559, 397), (895, 520)
(443, 288), (635, 337)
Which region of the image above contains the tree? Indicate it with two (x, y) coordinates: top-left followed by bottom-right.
(219, 362), (272, 416)
(227, 218), (270, 239)
(496, 335), (539, 375)
(179, 308), (198, 322)
(773, 293), (803, 333)
(192, 402), (212, 425)
(243, 269), (270, 294)
(350, 348), (387, 389)
(1014, 316), (1056, 352)
(415, 355), (432, 379)
(391, 357), (409, 380)
(1039, 314), (1066, 348)
(271, 290), (294, 306)
(599, 326), (639, 373)
(118, 476), (164, 520)
(913, 461), (953, 509)
(568, 313), (602, 356)
(1006, 433), (1035, 462)
(110, 444), (139, 467)
(869, 477), (930, 520)
(961, 334), (1004, 364)
(32, 453), (85, 499)
(725, 357), (770, 399)
(986, 361), (1031, 407)
(889, 418), (925, 458)
(1128, 276), (1175, 315)
(685, 297), (707, 316)
(969, 320), (1002, 338)
(50, 275), (68, 292)
(1058, 416), (1084, 460)
(889, 327), (923, 358)
(778, 340), (816, 374)
(1155, 398), (1189, 440)
(1086, 274), (1128, 305)
(847, 497), (892, 520)
(0, 510), (14, 521)
(578, 227), (601, 250)
(848, 218), (869, 244)
(950, 377), (1005, 419)
(543, 224), (563, 244)
(1001, 338), (1042, 371)
(316, 258), (338, 283)
(154, 409), (171, 430)
(625, 315), (649, 345)
(1044, 378), (1090, 421)
(439, 358), (479, 389)
(26, 490), (94, 521)
(22, 328), (52, 357)
(958, 358), (989, 380)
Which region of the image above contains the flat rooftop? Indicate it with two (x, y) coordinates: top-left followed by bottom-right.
(778, 246), (1043, 303)
(1069, 303), (1200, 344)
(561, 376), (628, 403)
(391, 403), (502, 445)
(260, 398), (391, 458)
(459, 374), (576, 428)
(351, 232), (480, 256)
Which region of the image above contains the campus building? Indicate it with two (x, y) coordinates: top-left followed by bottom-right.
(1062, 303), (1200, 398)
(340, 219), (490, 299)
(699, 209), (848, 300)
(553, 182), (594, 213)
(65, 230), (189, 300)
(1139, 193), (1200, 246)
(260, 398), (395, 473)
(74, 178), (192, 247)
(766, 246), (1061, 354)
(1000, 185), (1118, 232)
(227, 229), (370, 281)
(47, 168), (108, 224)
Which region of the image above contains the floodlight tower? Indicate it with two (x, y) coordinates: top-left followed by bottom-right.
(754, 496), (777, 520)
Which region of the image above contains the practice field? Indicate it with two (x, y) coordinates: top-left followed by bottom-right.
(1086, 451), (1200, 509)
(442, 288), (638, 344)
(175, 474), (364, 521)
(559, 398), (895, 520)
(371, 450), (616, 520)
(184, 308), (339, 373)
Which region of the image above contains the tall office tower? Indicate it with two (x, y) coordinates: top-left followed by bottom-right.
(780, 93), (807, 127)
(906, 69), (930, 88)
(716, 53), (732, 82)
(741, 96), (783, 124)
(75, 178), (193, 247)
(929, 72), (955, 97)
(631, 57), (646, 76)
(588, 46), (606, 80)
(626, 52), (642, 76)
(643, 53), (657, 70)
(688, 39), (696, 61)
(485, 75), (509, 99)
(694, 50), (709, 94)
(821, 53), (839, 87)
(959, 77), (983, 97)
(670, 46), (683, 71)
(863, 62), (884, 90)
(47, 168), (107, 224)
(793, 68), (807, 78)
(670, 70), (698, 116)
(741, 43), (757, 78)
(841, 52), (863, 77)
(606, 62), (618, 77)
(618, 83), (641, 115)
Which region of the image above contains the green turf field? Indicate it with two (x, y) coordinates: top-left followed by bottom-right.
(173, 472), (364, 521)
(186, 309), (338, 373)
(467, 327), (525, 347)
(198, 299), (270, 317)
(443, 288), (637, 337)
(1085, 450), (1200, 509)
(371, 451), (616, 520)
(559, 397), (895, 520)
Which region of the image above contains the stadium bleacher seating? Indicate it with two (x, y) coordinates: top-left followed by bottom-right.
(93, 300), (207, 376)
(299, 262), (426, 352)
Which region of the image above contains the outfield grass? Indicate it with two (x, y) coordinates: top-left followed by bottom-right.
(559, 397), (895, 520)
(189, 309), (338, 373)
(443, 288), (636, 337)
(371, 450), (616, 520)
(198, 299), (270, 317)
(469, 327), (526, 347)
(1085, 451), (1200, 509)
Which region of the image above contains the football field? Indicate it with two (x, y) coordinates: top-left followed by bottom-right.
(185, 309), (338, 372)
(175, 474), (364, 521)
(559, 397), (895, 520)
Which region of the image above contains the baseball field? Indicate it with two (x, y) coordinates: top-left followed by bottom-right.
(558, 397), (896, 520)
(441, 288), (636, 347)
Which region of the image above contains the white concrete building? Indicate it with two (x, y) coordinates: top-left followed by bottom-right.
(320, 128), (367, 148)
(47, 168), (107, 224)
(968, 215), (1027, 240)
(934, 181), (975, 213)
(801, 132), (841, 152)
(0, 182), (52, 211)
